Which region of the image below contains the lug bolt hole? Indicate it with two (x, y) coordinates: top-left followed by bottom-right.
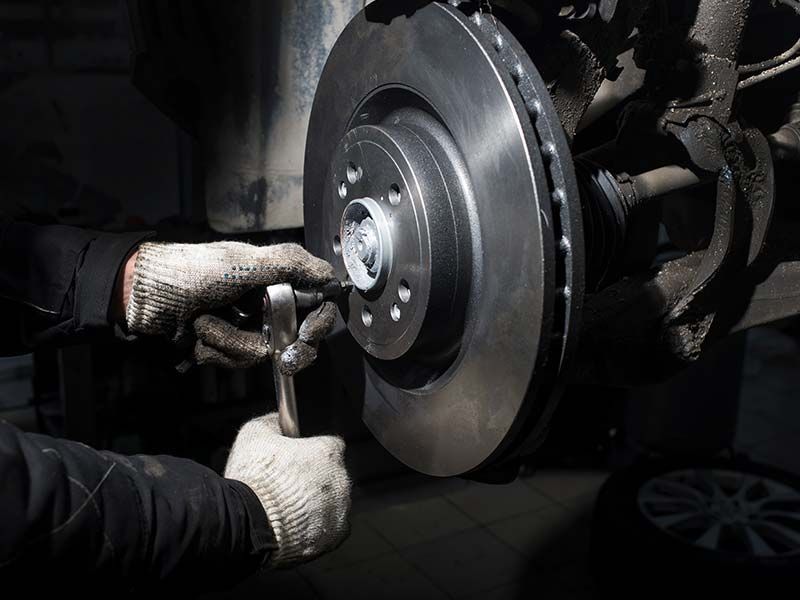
(362, 305), (373, 327)
(338, 181), (348, 199)
(398, 279), (411, 303)
(346, 162), (362, 185)
(390, 303), (401, 322)
(333, 235), (342, 256)
(389, 183), (402, 206)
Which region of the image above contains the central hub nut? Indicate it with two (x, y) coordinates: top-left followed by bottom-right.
(341, 197), (393, 292)
(355, 219), (378, 269)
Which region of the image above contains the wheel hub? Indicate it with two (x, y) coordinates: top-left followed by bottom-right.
(329, 114), (467, 361)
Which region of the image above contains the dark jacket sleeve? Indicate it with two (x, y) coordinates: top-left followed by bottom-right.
(0, 220), (151, 354)
(0, 420), (274, 591)
(0, 221), (276, 588)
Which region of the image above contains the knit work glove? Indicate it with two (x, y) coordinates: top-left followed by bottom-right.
(126, 241), (336, 374)
(224, 413), (351, 568)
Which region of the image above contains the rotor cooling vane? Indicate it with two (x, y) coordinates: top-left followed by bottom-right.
(304, 1), (584, 476)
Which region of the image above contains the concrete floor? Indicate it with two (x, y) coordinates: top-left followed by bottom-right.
(211, 327), (800, 600)
(217, 468), (605, 600)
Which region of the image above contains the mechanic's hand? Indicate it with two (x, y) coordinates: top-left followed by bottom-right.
(224, 413), (351, 568)
(125, 241), (336, 373)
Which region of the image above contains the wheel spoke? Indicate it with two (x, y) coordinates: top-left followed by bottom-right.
(651, 478), (708, 504)
(639, 493), (704, 510)
(651, 511), (702, 529)
(733, 474), (757, 500)
(695, 523), (723, 550)
(754, 493), (800, 511)
(744, 526), (776, 557)
(700, 469), (728, 501)
(760, 510), (800, 521)
(758, 521), (800, 550)
(640, 469), (800, 557)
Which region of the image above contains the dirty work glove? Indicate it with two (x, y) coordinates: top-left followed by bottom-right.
(191, 301), (337, 375)
(224, 413), (351, 568)
(126, 241), (336, 373)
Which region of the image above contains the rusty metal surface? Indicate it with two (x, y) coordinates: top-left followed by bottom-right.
(534, 0), (649, 141)
(575, 126), (780, 386)
(129, 0), (367, 232)
(630, 0), (751, 171)
(203, 0), (366, 232)
(575, 239), (800, 388)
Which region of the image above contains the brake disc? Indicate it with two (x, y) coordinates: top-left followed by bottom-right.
(304, 1), (583, 476)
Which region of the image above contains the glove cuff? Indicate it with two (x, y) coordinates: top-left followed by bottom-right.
(126, 242), (187, 340)
(240, 466), (313, 566)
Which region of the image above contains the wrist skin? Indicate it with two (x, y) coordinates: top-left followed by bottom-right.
(112, 248), (138, 322)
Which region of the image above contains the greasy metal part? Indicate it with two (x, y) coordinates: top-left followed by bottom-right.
(294, 280), (353, 310)
(560, 0), (620, 23)
(620, 0), (748, 179)
(769, 124), (800, 161)
(548, 30), (606, 141)
(659, 69), (740, 173)
(768, 95), (800, 161)
(644, 0), (750, 172)
(667, 129), (776, 330)
(536, 0), (649, 141)
(733, 131), (777, 268)
(575, 130), (779, 387)
(575, 250), (698, 387)
(778, 0), (800, 14)
(739, 36), (800, 74)
(606, 1), (777, 363)
(738, 54), (800, 89)
(264, 284), (300, 437)
(304, 1), (583, 476)
(620, 165), (704, 203)
(691, 0), (751, 63)
(576, 240), (800, 388)
(570, 160), (703, 292)
(665, 168), (738, 334)
(728, 260), (800, 334)
(578, 47), (645, 132)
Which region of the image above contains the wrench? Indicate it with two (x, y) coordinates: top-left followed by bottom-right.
(263, 279), (350, 437)
(263, 283), (301, 437)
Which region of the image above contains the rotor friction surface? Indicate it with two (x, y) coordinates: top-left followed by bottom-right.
(304, 2), (576, 476)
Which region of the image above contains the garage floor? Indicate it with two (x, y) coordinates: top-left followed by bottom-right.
(210, 327), (800, 600)
(215, 468), (605, 600)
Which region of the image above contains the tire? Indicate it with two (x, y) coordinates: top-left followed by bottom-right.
(591, 458), (800, 598)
